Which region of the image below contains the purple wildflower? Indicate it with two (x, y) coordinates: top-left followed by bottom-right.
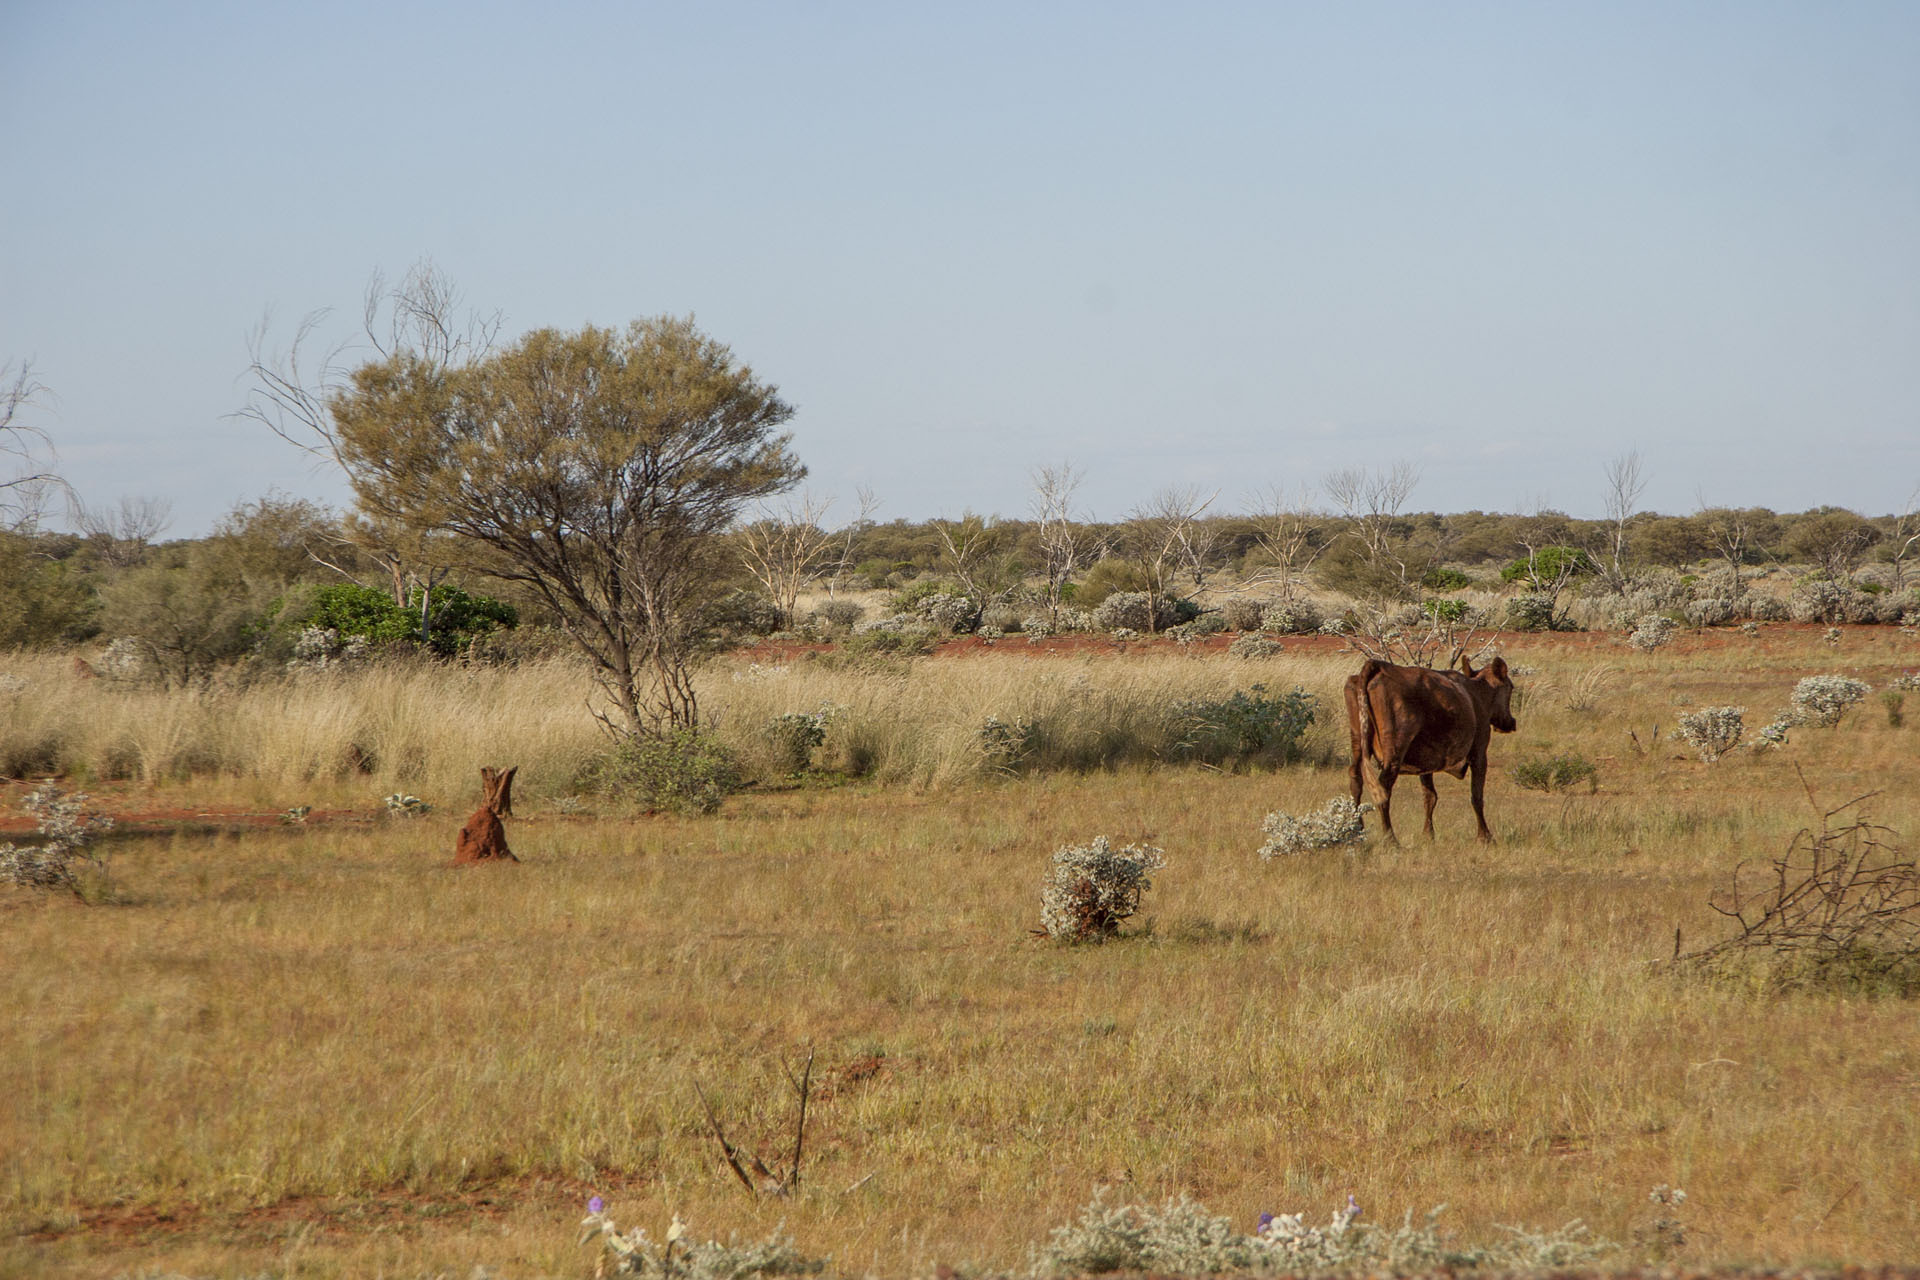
(588, 1195), (605, 1215)
(1257, 1211), (1275, 1232)
(1346, 1194), (1361, 1218)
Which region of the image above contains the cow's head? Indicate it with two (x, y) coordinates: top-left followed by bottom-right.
(1459, 653), (1518, 734)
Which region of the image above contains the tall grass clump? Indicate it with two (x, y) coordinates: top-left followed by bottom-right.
(703, 652), (1349, 786)
(0, 649), (607, 801)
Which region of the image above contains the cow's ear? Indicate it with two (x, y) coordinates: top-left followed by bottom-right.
(1487, 656), (1509, 679)
(1457, 653), (1476, 675)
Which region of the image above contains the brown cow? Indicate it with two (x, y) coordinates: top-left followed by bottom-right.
(1344, 654), (1517, 844)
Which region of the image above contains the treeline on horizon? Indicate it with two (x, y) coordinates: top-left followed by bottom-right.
(2, 488), (1915, 667)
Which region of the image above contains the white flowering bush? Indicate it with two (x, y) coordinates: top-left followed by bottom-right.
(1032, 1193), (1618, 1276)
(1791, 675), (1872, 727)
(580, 1204), (824, 1280)
(1676, 706), (1745, 762)
(1259, 797), (1369, 859)
(0, 783), (115, 899)
(1040, 836), (1165, 941)
(1627, 613), (1678, 653)
(384, 793), (433, 817)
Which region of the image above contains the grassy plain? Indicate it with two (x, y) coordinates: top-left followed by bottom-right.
(3, 625), (1919, 1277)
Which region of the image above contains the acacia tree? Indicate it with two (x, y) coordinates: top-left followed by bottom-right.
(328, 318), (803, 736)
(238, 262), (494, 631)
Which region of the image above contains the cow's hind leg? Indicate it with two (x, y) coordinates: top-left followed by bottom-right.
(1367, 765), (1400, 844)
(1419, 773), (1439, 839)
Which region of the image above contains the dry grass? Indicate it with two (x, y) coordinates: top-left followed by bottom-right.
(3, 627), (1919, 1277)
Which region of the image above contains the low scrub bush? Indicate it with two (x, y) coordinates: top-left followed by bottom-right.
(1166, 684), (1316, 768)
(1511, 752), (1599, 793)
(764, 703), (843, 774)
(1227, 632), (1282, 660)
(1627, 613), (1678, 653)
(1676, 706), (1745, 762)
(1033, 1192), (1618, 1276)
(1039, 837), (1165, 942)
(1258, 796), (1368, 859)
(581, 1206), (824, 1280)
(1219, 596), (1267, 631)
(1421, 566), (1473, 592)
(1503, 593), (1565, 632)
(579, 729), (746, 815)
(1259, 598), (1322, 635)
(1685, 598), (1735, 627)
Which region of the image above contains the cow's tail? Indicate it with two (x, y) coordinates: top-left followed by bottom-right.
(1355, 658), (1386, 770)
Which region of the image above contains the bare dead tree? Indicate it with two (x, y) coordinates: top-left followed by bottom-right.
(737, 492), (837, 628)
(822, 484), (881, 598)
(1678, 776), (1920, 991)
(1030, 461), (1085, 626)
(1239, 482), (1326, 603)
(930, 511), (1011, 606)
(75, 495), (173, 568)
(1, 361), (62, 530)
(1126, 485), (1217, 632)
(694, 1048), (815, 1197)
(1882, 486), (1920, 592)
(1323, 461), (1420, 587)
(1599, 450), (1649, 592)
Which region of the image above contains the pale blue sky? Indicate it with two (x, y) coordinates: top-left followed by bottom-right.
(4, 2), (1916, 535)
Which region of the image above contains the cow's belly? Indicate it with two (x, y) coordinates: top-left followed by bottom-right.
(1398, 733), (1469, 777)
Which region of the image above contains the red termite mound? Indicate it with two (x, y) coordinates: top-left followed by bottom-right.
(453, 765), (519, 865)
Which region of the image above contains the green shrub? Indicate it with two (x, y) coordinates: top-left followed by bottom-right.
(1500, 545), (1596, 584)
(1511, 752), (1598, 793)
(1166, 684), (1316, 767)
(578, 729), (746, 815)
(1421, 566), (1472, 592)
(1504, 593), (1562, 632)
(1422, 598), (1469, 624)
(1074, 558), (1150, 607)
